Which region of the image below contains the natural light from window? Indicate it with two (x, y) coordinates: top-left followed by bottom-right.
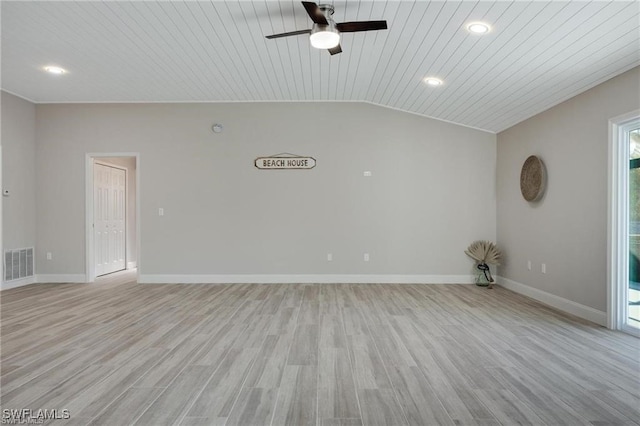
(628, 128), (640, 326)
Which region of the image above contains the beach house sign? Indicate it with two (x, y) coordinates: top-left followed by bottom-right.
(255, 154), (316, 170)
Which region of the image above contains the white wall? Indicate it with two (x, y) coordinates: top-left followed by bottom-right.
(497, 66), (640, 313)
(34, 102), (496, 281)
(1, 92), (37, 267)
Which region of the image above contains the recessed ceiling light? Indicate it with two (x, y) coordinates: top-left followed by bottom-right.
(44, 66), (66, 74)
(466, 22), (491, 34)
(423, 77), (443, 87)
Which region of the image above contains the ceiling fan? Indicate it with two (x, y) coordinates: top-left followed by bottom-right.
(265, 1), (388, 55)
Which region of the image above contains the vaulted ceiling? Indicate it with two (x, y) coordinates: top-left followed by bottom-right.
(2, 1), (639, 132)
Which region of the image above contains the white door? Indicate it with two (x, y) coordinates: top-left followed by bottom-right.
(94, 163), (126, 276)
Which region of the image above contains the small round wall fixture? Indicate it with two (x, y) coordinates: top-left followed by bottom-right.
(520, 155), (546, 202)
(212, 124), (223, 133)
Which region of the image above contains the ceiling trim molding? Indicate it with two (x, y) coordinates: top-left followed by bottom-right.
(0, 89), (37, 104)
(362, 101), (496, 134)
(3, 94), (497, 134)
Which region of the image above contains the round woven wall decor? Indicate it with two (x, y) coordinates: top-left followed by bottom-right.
(520, 155), (546, 202)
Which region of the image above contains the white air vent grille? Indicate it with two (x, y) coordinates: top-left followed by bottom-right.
(4, 248), (34, 281)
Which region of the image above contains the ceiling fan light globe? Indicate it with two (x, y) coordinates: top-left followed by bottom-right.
(310, 24), (340, 49)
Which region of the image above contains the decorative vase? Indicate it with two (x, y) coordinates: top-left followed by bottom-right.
(465, 240), (501, 290)
(475, 262), (494, 288)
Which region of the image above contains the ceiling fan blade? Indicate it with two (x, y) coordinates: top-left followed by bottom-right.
(302, 1), (328, 25)
(265, 29), (312, 39)
(336, 21), (388, 33)
(328, 44), (342, 55)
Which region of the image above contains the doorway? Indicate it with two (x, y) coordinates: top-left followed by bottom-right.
(608, 112), (640, 336)
(86, 153), (139, 283)
(94, 162), (126, 276)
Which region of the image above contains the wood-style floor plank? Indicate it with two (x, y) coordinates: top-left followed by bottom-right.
(1, 271), (639, 426)
(317, 348), (361, 422)
(270, 365), (317, 426)
(89, 387), (164, 426)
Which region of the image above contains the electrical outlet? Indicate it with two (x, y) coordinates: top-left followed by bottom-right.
(158, 208), (164, 216)
(364, 253), (370, 262)
(327, 253), (333, 262)
(363, 171), (372, 177)
(541, 263), (546, 274)
(527, 260), (531, 271)
(46, 252), (52, 260)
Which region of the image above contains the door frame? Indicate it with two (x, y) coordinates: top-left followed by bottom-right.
(85, 153), (140, 283)
(607, 110), (640, 335)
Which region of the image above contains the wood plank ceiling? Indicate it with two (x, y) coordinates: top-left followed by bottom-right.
(2, 1), (639, 132)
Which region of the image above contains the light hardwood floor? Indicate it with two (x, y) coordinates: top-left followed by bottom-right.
(1, 270), (639, 425)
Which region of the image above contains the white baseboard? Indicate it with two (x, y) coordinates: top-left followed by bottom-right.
(138, 274), (475, 285)
(497, 276), (607, 326)
(1, 274), (87, 290)
(127, 261), (137, 269)
(1, 276), (37, 290)
(36, 274), (87, 284)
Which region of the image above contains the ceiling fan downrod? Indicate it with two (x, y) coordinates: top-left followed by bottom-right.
(317, 4), (335, 17)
